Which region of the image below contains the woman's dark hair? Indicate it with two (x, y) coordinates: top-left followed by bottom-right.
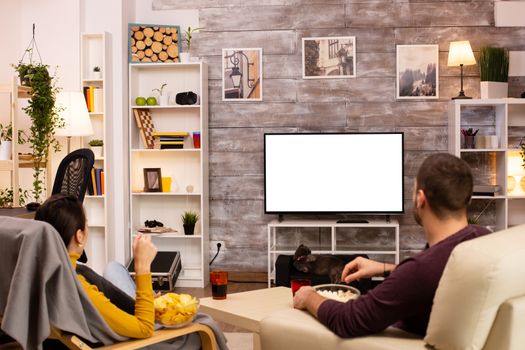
(34, 194), (86, 248)
(416, 153), (473, 219)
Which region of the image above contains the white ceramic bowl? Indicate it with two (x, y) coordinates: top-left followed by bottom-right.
(313, 284), (360, 302)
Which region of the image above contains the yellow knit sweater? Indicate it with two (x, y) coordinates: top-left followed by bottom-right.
(69, 253), (154, 338)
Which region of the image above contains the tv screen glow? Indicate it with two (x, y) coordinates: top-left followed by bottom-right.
(264, 133), (404, 214)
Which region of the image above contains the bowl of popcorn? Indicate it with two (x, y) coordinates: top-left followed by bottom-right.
(313, 284), (360, 302)
(154, 293), (199, 328)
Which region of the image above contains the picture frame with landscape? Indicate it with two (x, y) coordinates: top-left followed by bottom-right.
(396, 44), (439, 100)
(302, 36), (356, 79)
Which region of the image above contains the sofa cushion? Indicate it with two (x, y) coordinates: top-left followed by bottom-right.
(424, 224), (525, 350)
(260, 308), (424, 350)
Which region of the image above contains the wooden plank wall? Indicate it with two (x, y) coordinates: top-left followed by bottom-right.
(153, 0), (525, 272)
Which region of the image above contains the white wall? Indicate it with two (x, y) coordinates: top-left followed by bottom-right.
(0, 0), (80, 200)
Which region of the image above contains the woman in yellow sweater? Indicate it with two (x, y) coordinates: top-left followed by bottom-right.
(35, 194), (158, 338)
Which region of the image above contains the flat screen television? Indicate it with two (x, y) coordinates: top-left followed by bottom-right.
(264, 133), (404, 214)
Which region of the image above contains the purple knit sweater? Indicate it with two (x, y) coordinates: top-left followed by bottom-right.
(317, 225), (490, 337)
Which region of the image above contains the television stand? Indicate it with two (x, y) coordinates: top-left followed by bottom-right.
(336, 219), (369, 224)
(267, 219), (399, 287)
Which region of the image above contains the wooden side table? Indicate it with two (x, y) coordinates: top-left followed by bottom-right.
(200, 287), (294, 350)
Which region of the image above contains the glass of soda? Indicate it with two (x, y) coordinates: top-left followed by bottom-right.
(210, 271), (228, 300)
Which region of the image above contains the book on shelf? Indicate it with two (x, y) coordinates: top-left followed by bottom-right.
(83, 86), (104, 113)
(160, 144), (184, 149)
(151, 132), (189, 137)
(88, 167), (105, 196)
(473, 185), (501, 196)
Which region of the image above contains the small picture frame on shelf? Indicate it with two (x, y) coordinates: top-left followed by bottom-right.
(144, 168), (163, 192)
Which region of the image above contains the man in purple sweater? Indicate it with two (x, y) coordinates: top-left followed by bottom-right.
(293, 153), (491, 337)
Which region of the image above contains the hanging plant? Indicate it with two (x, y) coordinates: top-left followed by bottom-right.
(12, 24), (64, 203)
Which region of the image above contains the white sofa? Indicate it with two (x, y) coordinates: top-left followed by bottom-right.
(260, 224), (525, 350)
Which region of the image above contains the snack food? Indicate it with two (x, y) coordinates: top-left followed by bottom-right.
(316, 288), (358, 302)
(154, 293), (199, 326)
(313, 284), (360, 303)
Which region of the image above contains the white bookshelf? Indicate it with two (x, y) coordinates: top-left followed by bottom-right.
(449, 99), (525, 231)
(80, 32), (108, 274)
(128, 62), (209, 288)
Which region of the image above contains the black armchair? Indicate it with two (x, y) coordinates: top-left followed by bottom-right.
(52, 148), (95, 203)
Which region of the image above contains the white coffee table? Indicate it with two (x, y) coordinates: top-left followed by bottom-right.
(200, 287), (293, 350)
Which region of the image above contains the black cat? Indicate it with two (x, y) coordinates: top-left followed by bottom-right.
(293, 244), (346, 284)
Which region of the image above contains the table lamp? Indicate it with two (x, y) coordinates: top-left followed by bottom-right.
(448, 41), (477, 99)
(55, 91), (93, 153)
(507, 154), (525, 196)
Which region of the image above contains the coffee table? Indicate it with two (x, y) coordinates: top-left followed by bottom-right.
(200, 287), (293, 350)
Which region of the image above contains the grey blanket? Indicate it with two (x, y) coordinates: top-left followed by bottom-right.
(0, 217), (126, 349)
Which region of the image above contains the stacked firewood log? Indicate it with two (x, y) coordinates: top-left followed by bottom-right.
(130, 25), (179, 63)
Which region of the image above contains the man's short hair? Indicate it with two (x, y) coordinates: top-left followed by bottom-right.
(416, 153), (473, 219)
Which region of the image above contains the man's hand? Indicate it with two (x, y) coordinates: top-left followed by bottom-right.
(293, 286), (326, 318)
(133, 233), (157, 275)
(341, 257), (396, 283)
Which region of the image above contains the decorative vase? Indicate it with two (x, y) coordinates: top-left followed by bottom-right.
(179, 53), (190, 63)
(90, 146), (103, 158)
(183, 223), (195, 235)
(480, 81), (508, 99)
(160, 93), (170, 106)
(0, 141), (12, 160)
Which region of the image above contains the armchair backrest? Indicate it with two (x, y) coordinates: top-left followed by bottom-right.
(425, 224), (525, 350)
(52, 148), (95, 203)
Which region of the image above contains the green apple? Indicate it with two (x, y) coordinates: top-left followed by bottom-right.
(135, 97), (146, 106)
(146, 96), (158, 106)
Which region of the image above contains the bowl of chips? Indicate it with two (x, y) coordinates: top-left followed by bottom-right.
(154, 293), (199, 328)
(313, 284), (360, 302)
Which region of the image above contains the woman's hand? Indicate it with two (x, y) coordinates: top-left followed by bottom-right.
(133, 233), (157, 275)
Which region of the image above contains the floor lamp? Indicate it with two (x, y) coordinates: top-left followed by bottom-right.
(448, 40), (477, 99)
(55, 91), (93, 153)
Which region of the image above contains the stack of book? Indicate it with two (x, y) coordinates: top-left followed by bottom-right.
(152, 132), (189, 149)
(88, 167), (105, 196)
(83, 86), (103, 113)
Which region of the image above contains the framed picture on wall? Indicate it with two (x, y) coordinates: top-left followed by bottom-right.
(396, 45), (439, 99)
(143, 168), (162, 192)
(222, 48), (263, 101)
(302, 36), (356, 79)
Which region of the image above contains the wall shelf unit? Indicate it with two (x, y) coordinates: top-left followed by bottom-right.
(80, 32), (108, 274)
(0, 78), (52, 207)
(128, 62), (209, 288)
(267, 219), (400, 287)
(449, 99), (525, 231)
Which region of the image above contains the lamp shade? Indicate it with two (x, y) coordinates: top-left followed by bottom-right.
(55, 91), (93, 137)
(448, 41), (476, 67)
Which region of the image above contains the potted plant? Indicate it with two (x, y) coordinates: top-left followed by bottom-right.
(92, 66), (102, 79)
(181, 210), (199, 235)
(13, 61), (63, 203)
(479, 47), (509, 99)
(88, 139), (104, 158)
(181, 27), (203, 63)
(0, 123), (27, 160)
(0, 187), (29, 208)
(152, 83), (168, 105)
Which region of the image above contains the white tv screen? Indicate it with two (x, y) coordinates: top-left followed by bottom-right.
(264, 133), (404, 214)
